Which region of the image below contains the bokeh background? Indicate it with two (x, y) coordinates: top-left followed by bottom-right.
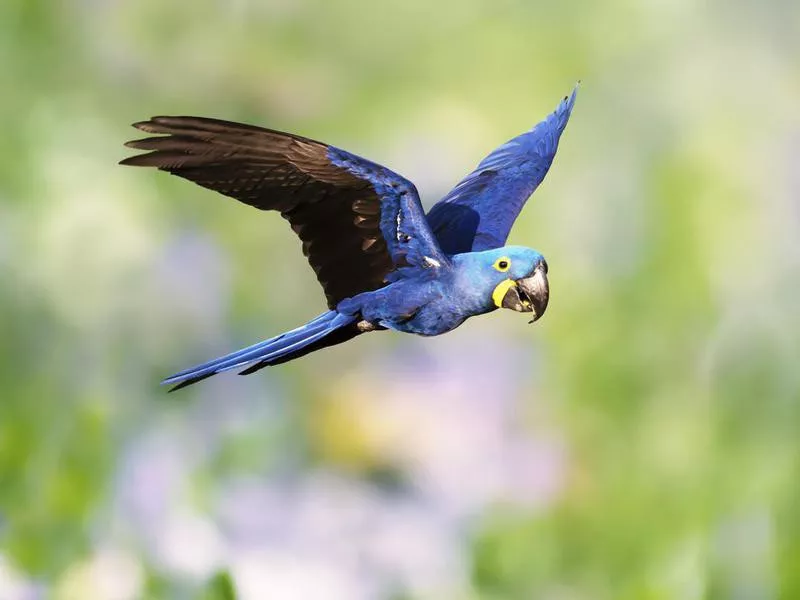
(1, 0), (799, 598)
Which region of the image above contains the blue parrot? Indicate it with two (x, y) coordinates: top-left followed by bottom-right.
(121, 86), (577, 390)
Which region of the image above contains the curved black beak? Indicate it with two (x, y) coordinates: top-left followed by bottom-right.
(499, 263), (549, 323)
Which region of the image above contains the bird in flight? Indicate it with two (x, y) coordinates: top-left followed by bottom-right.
(122, 86), (578, 390)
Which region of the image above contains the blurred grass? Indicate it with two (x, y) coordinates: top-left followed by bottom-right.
(1, 0), (799, 598)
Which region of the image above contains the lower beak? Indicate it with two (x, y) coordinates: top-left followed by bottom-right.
(498, 264), (549, 323)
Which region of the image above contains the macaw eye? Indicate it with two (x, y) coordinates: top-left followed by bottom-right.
(493, 257), (511, 272)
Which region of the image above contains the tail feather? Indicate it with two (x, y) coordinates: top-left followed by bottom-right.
(237, 322), (362, 376)
(162, 311), (356, 391)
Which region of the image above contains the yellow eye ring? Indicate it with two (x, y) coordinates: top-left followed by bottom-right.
(493, 257), (511, 272)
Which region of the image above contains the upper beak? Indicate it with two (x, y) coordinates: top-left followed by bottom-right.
(499, 263), (549, 323)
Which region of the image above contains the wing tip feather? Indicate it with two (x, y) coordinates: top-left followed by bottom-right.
(118, 153), (165, 168)
(118, 154), (148, 167)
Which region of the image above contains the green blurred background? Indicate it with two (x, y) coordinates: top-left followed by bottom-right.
(1, 0), (799, 598)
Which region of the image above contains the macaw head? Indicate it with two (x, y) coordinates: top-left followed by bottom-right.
(455, 246), (550, 322)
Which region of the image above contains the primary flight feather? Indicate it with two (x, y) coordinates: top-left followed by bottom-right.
(121, 86), (578, 390)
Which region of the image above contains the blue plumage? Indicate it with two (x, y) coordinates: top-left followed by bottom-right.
(339, 246), (546, 336)
(427, 85), (578, 254)
(121, 86), (576, 390)
(326, 146), (449, 271)
(161, 312), (357, 390)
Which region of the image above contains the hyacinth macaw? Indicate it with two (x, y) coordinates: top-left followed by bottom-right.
(122, 86), (577, 390)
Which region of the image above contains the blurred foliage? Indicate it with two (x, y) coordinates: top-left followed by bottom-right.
(1, 0), (799, 598)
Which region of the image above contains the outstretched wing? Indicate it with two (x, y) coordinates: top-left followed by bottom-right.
(426, 86), (578, 255)
(121, 116), (448, 308)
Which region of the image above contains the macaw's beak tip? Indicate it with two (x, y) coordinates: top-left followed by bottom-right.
(500, 264), (549, 323)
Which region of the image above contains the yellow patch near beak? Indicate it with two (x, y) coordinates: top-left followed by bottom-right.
(492, 279), (516, 309)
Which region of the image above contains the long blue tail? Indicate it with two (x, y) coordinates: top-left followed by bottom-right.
(162, 311), (358, 391)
